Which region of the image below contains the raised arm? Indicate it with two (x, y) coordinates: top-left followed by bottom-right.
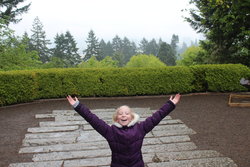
(140, 94), (181, 134)
(67, 95), (111, 138)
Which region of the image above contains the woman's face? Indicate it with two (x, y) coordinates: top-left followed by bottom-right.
(116, 106), (133, 126)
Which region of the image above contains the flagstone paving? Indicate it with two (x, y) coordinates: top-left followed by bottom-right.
(9, 108), (238, 167)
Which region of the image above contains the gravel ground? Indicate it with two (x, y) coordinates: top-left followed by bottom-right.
(0, 93), (249, 167)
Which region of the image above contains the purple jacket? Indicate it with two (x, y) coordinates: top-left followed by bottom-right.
(74, 101), (175, 167)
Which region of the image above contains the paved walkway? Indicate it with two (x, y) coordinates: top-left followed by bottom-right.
(9, 107), (238, 167)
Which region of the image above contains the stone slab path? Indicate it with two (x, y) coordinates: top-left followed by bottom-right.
(9, 108), (238, 167)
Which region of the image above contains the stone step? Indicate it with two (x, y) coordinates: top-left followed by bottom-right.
(22, 137), (77, 147)
(147, 157), (238, 167)
(152, 129), (196, 137)
(144, 135), (190, 145)
(35, 113), (57, 119)
(31, 143), (206, 162)
(76, 130), (106, 142)
(27, 126), (79, 133)
(8, 161), (63, 167)
(157, 135), (191, 144)
(52, 110), (77, 114)
(39, 121), (87, 127)
(156, 150), (222, 162)
(143, 142), (197, 153)
(143, 150), (222, 164)
(54, 115), (84, 122)
(32, 149), (111, 161)
(19, 141), (110, 154)
(153, 124), (191, 131)
(19, 136), (192, 154)
(158, 119), (183, 125)
(35, 112), (75, 119)
(24, 131), (80, 139)
(63, 157), (110, 167)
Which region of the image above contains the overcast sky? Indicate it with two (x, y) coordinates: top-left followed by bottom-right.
(10, 0), (203, 52)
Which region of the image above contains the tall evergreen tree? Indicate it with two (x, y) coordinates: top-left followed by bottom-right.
(64, 31), (81, 65)
(0, 0), (30, 25)
(21, 32), (33, 52)
(53, 33), (65, 59)
(139, 38), (160, 56)
(83, 30), (100, 61)
(112, 35), (123, 52)
(157, 42), (176, 66)
(170, 34), (179, 56)
(113, 52), (125, 67)
(139, 38), (149, 54)
(99, 39), (106, 60)
(112, 35), (125, 66)
(52, 31), (81, 67)
(122, 37), (137, 63)
(30, 17), (51, 63)
(177, 42), (188, 58)
(148, 39), (159, 56)
(99, 39), (114, 59)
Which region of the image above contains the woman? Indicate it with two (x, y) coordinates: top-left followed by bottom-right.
(67, 94), (181, 167)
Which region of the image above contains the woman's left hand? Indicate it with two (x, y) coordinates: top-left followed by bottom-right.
(67, 95), (78, 106)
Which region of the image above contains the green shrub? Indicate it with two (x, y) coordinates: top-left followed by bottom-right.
(0, 67), (194, 106)
(0, 64), (249, 106)
(0, 70), (37, 106)
(190, 64), (250, 92)
(126, 54), (166, 67)
(205, 64), (249, 92)
(90, 67), (193, 96)
(189, 65), (208, 92)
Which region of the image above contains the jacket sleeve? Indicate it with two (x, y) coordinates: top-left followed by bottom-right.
(140, 100), (176, 134)
(74, 103), (111, 139)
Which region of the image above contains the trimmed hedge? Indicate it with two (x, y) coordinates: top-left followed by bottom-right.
(0, 64), (249, 106)
(190, 64), (250, 92)
(0, 71), (37, 106)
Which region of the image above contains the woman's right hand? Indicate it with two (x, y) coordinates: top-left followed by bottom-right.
(67, 95), (78, 106)
(169, 93), (181, 105)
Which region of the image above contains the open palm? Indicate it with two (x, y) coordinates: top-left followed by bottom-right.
(169, 94), (181, 105)
(67, 95), (78, 105)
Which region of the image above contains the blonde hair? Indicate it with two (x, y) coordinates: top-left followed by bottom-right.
(112, 105), (134, 122)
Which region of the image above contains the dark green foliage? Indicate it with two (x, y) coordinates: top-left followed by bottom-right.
(30, 17), (51, 63)
(190, 64), (249, 92)
(139, 38), (160, 56)
(122, 37), (137, 63)
(1, 64), (249, 106)
(170, 34), (179, 57)
(99, 40), (114, 59)
(157, 42), (176, 66)
(0, 38), (42, 71)
(83, 30), (100, 61)
(0, 67), (193, 106)
(186, 0), (250, 66)
(204, 64), (249, 92)
(52, 31), (81, 67)
(0, 71), (37, 106)
(0, 0), (30, 25)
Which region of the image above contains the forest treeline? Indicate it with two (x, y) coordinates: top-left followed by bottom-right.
(1, 16), (193, 70)
(0, 0), (249, 71)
